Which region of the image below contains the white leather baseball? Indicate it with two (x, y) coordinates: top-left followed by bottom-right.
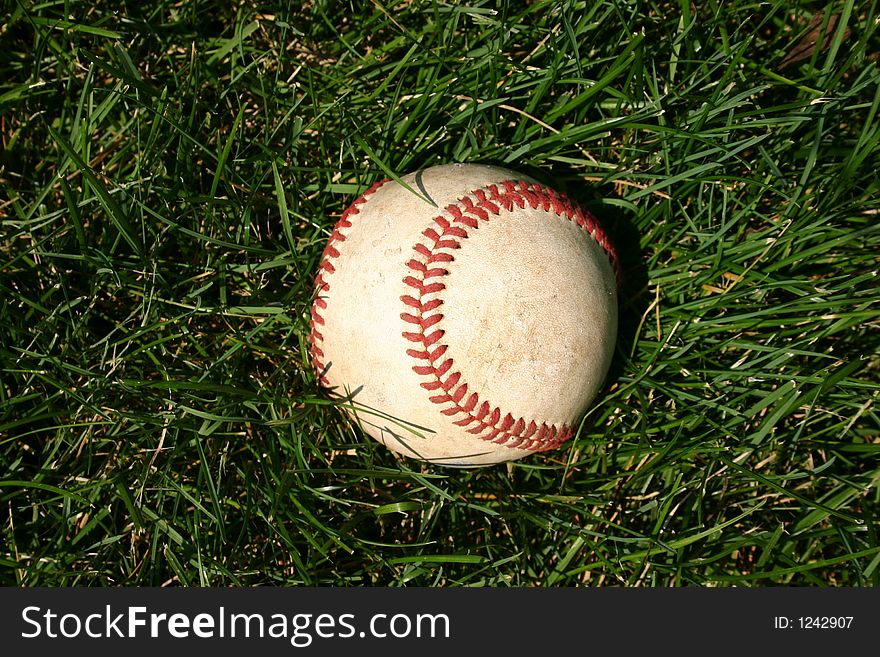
(309, 163), (618, 467)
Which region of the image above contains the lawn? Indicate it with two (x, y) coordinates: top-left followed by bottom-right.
(1, 0), (878, 586)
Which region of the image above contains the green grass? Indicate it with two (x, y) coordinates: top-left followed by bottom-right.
(1, 0), (878, 586)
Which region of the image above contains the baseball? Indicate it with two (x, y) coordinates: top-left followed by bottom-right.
(309, 163), (619, 466)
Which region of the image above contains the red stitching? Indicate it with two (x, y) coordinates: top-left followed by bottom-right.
(309, 179), (389, 384)
(400, 180), (618, 452)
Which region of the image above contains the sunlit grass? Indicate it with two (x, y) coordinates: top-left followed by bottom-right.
(1, 0), (878, 586)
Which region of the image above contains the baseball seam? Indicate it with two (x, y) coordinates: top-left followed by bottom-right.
(309, 179), (389, 385)
(400, 180), (619, 452)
